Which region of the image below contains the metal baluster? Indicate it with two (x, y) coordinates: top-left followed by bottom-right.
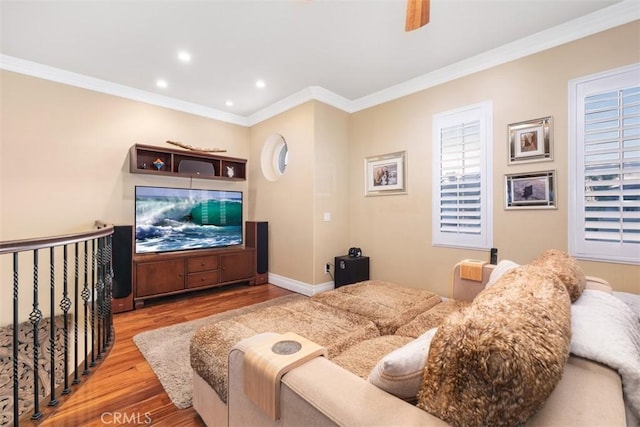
(61, 245), (72, 394)
(82, 241), (90, 375)
(90, 239), (97, 367)
(105, 234), (114, 346)
(96, 237), (103, 359)
(101, 236), (110, 352)
(48, 246), (59, 407)
(12, 253), (20, 427)
(73, 242), (81, 384)
(30, 249), (43, 420)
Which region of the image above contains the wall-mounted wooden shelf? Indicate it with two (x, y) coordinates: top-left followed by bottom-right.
(129, 143), (247, 181)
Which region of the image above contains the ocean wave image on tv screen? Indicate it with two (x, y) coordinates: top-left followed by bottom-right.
(135, 188), (242, 254)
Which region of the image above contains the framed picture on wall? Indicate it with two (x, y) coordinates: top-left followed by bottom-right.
(508, 116), (553, 164)
(505, 170), (557, 209)
(364, 151), (407, 196)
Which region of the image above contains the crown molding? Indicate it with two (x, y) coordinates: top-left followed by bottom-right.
(0, 54), (250, 127)
(246, 87), (315, 127)
(246, 85), (354, 126)
(350, 0), (640, 112)
(1, 1), (637, 127)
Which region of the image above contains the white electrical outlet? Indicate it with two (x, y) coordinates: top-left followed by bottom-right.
(325, 263), (330, 274)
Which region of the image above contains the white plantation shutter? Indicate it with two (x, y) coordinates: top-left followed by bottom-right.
(433, 102), (493, 249)
(569, 64), (640, 264)
(439, 122), (482, 234)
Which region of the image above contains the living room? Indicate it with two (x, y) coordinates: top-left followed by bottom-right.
(2, 4), (638, 298)
(1, 1), (639, 425)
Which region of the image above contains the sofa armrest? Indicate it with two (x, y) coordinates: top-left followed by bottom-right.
(585, 275), (613, 293)
(452, 262), (613, 301)
(228, 334), (626, 427)
(452, 262), (495, 301)
(279, 358), (449, 427)
(227, 335), (447, 427)
(527, 356), (626, 426)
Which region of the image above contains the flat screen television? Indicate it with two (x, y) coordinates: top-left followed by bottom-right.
(134, 185), (243, 254)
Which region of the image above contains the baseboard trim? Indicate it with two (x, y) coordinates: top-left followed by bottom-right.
(267, 273), (333, 296)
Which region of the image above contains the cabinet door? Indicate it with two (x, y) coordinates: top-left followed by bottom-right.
(135, 259), (185, 297)
(220, 251), (254, 283)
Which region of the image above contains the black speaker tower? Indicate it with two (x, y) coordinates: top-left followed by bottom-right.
(246, 221), (268, 285)
(112, 225), (134, 313)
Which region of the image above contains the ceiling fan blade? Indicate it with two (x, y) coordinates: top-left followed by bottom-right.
(405, 0), (430, 32)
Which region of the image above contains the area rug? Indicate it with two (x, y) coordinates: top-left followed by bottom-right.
(132, 294), (304, 409)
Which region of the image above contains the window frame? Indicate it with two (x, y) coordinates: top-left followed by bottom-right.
(432, 101), (493, 250)
(568, 63), (640, 265)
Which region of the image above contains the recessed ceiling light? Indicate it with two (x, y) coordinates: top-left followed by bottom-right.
(225, 100), (234, 107)
(156, 79), (168, 88)
(255, 79), (266, 89)
(178, 51), (191, 63)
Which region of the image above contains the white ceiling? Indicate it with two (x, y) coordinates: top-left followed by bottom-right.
(1, 0), (637, 126)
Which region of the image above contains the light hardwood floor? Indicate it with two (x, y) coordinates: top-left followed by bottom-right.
(26, 284), (293, 427)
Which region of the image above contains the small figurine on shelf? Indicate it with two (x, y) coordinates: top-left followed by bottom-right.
(226, 166), (235, 178)
(153, 158), (165, 170)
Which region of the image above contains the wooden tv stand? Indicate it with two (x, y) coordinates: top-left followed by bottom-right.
(133, 246), (256, 308)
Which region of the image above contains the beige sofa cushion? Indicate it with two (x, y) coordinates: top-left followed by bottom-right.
(529, 249), (586, 302)
(190, 298), (379, 403)
(312, 280), (441, 334)
(368, 328), (438, 400)
(417, 265), (572, 427)
(395, 299), (470, 338)
(332, 335), (413, 380)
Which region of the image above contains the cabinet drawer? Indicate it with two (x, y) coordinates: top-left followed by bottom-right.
(187, 271), (220, 289)
(187, 255), (219, 273)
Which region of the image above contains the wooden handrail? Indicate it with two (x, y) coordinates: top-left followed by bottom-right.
(0, 223), (114, 254)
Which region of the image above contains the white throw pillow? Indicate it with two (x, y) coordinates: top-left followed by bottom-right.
(484, 259), (519, 290)
(368, 328), (438, 400)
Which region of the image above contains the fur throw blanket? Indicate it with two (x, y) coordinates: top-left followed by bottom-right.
(571, 290), (640, 420)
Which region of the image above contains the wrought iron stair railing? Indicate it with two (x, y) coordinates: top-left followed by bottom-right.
(0, 222), (115, 426)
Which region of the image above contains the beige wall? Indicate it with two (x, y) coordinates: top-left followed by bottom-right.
(313, 102), (350, 284)
(1, 71), (249, 240)
(248, 103), (316, 284)
(248, 101), (350, 286)
(1, 70), (249, 323)
(349, 22), (640, 295)
(1, 21), (638, 323)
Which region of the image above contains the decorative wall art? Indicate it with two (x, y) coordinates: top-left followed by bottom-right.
(364, 151), (407, 196)
(505, 170), (557, 209)
(508, 116), (553, 164)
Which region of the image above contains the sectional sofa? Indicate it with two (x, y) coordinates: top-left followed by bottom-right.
(190, 250), (639, 426)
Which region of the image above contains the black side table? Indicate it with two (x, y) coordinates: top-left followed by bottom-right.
(334, 255), (370, 287)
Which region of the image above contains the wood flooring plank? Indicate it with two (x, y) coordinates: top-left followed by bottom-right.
(25, 283), (293, 427)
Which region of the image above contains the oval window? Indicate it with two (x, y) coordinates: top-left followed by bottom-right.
(261, 134), (288, 181)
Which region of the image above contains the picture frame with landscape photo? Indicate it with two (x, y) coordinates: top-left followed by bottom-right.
(505, 170), (556, 209)
(364, 151), (406, 196)
(508, 116), (552, 164)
